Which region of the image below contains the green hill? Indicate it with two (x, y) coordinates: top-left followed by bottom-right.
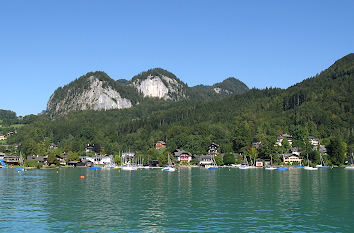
(8, 54), (353, 164)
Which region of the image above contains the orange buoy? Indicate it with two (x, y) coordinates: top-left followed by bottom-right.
(56, 171), (59, 174)
(80, 176), (85, 179)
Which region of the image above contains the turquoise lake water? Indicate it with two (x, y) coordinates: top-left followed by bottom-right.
(0, 167), (353, 232)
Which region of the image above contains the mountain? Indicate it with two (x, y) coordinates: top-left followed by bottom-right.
(46, 68), (249, 117)
(9, 54), (353, 165)
(189, 77), (249, 100)
(47, 71), (141, 117)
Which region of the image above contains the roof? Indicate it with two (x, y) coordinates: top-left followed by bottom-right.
(173, 149), (192, 157)
(156, 141), (166, 145)
(283, 153), (300, 159)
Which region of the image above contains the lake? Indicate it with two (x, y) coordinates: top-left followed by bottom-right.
(0, 167), (353, 232)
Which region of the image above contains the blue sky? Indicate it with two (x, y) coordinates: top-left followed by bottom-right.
(1, 0), (353, 116)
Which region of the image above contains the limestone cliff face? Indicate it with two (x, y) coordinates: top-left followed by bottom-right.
(132, 68), (187, 101)
(47, 72), (133, 117)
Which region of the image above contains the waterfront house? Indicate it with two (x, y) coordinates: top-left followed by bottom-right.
(82, 155), (113, 165)
(196, 154), (213, 166)
(122, 152), (135, 160)
(26, 155), (45, 163)
(208, 142), (220, 155)
(172, 149), (192, 163)
(4, 156), (21, 165)
(155, 141), (166, 150)
(256, 159), (263, 167)
(283, 153), (302, 165)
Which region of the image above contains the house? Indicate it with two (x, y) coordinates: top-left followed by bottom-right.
(283, 153), (302, 165)
(290, 147), (301, 156)
(4, 156), (21, 165)
(155, 141), (166, 150)
(49, 143), (58, 150)
(275, 134), (293, 146)
(255, 159), (263, 167)
(81, 155), (113, 165)
(208, 142), (220, 155)
(0, 134), (6, 140)
(195, 155), (214, 166)
(85, 144), (95, 153)
(172, 149), (192, 163)
(26, 155), (45, 163)
(319, 145), (327, 154)
(309, 136), (319, 146)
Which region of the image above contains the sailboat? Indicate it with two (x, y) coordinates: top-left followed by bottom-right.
(239, 154), (251, 169)
(162, 153), (176, 171)
(265, 155), (277, 170)
(316, 154), (330, 168)
(205, 154), (218, 170)
(304, 154), (318, 170)
(121, 152), (137, 171)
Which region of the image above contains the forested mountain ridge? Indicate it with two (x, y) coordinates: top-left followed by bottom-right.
(46, 68), (249, 117)
(7, 54), (353, 165)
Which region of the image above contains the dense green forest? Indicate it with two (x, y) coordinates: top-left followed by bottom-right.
(5, 54), (354, 165)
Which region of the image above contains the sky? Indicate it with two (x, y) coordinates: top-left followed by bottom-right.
(0, 0), (353, 116)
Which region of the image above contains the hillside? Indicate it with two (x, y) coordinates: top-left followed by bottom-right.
(8, 54), (353, 164)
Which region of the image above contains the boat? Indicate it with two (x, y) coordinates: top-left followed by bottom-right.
(90, 166), (102, 170)
(345, 155), (354, 169)
(316, 154), (330, 168)
(304, 154), (318, 170)
(276, 167), (289, 170)
(239, 155), (252, 169)
(265, 155), (277, 170)
(161, 153), (176, 172)
(122, 166), (138, 171)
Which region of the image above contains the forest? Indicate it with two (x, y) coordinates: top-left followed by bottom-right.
(3, 54), (353, 166)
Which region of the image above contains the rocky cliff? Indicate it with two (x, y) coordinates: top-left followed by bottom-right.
(47, 72), (135, 117)
(131, 68), (187, 100)
(46, 68), (249, 117)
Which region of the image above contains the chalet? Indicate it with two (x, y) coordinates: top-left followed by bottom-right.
(195, 155), (213, 166)
(309, 136), (320, 146)
(0, 134), (6, 140)
(172, 149), (192, 163)
(49, 143), (58, 150)
(208, 142), (220, 155)
(4, 156), (21, 165)
(155, 141), (166, 150)
(275, 134), (293, 146)
(283, 153), (302, 165)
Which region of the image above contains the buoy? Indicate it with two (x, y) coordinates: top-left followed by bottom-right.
(80, 176), (85, 179)
(56, 171), (59, 173)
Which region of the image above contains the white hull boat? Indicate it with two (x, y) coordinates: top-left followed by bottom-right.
(304, 166), (318, 170)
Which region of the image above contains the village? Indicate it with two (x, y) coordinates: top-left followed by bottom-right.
(0, 132), (335, 170)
